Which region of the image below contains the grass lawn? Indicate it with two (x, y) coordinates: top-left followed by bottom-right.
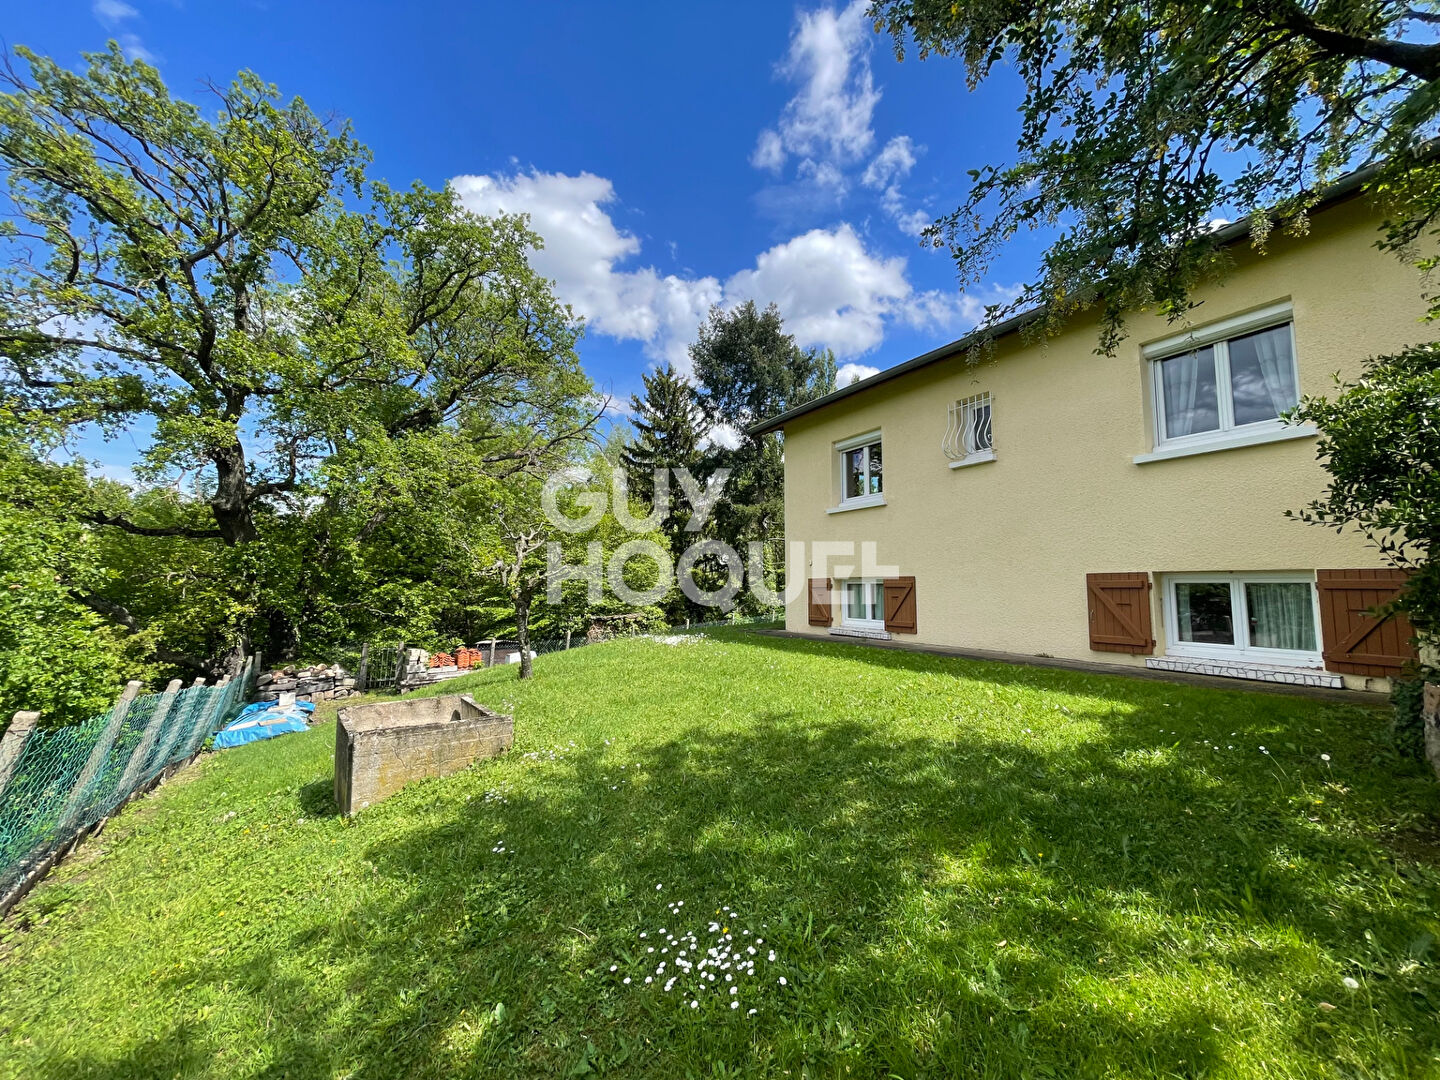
(2, 630), (1438, 1079)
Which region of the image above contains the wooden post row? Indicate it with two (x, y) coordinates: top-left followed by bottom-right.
(114, 679), (183, 796)
(0, 712), (41, 798)
(57, 681), (142, 837)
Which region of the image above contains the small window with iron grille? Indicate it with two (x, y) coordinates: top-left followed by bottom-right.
(944, 392), (994, 468)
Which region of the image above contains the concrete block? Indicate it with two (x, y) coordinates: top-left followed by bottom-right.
(334, 694), (513, 815)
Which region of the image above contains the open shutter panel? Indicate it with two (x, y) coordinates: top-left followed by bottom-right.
(1086, 572), (1154, 654)
(808, 578), (833, 627)
(1316, 569), (1418, 676)
(883, 577), (917, 634)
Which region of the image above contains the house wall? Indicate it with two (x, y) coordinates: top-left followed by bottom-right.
(780, 197), (1431, 691)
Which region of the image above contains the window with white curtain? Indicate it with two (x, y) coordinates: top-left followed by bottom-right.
(1148, 307), (1299, 450)
(1163, 573), (1321, 666)
(839, 579), (884, 629)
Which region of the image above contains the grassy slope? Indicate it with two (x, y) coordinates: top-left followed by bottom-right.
(1, 631), (1438, 1079)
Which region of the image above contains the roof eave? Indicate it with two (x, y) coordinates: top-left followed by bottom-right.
(746, 159), (1384, 438)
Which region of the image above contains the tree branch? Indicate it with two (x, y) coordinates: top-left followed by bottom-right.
(87, 511), (223, 539)
(72, 590), (139, 632)
(1275, 7), (1440, 80)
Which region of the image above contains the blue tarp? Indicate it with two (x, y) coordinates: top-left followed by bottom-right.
(212, 700), (315, 749)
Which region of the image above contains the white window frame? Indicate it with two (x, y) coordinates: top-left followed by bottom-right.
(1137, 302), (1315, 463)
(831, 429), (886, 512)
(944, 392), (996, 469)
(838, 578), (885, 631)
(1162, 571), (1323, 668)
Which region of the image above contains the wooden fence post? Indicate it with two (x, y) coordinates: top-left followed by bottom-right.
(114, 679), (183, 795)
(57, 680), (142, 837)
(152, 677), (208, 769)
(393, 643), (407, 692)
(357, 643), (370, 691)
(0, 712), (41, 798)
(564, 630), (572, 651)
(206, 675), (232, 727)
(487, 638), (496, 668)
(177, 675), (231, 758)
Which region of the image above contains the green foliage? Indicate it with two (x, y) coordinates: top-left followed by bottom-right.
(690, 301), (835, 544)
(1391, 677), (1430, 760)
(1288, 343), (1440, 634)
(619, 362), (705, 545)
(0, 45), (601, 680)
(871, 2), (1440, 348)
(0, 413), (140, 726)
(1, 633), (1437, 1076)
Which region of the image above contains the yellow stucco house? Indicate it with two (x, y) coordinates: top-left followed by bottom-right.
(751, 175), (1424, 693)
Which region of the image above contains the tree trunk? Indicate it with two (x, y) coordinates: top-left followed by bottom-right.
(1424, 684), (1440, 782)
(209, 442), (259, 545)
(515, 591), (534, 680)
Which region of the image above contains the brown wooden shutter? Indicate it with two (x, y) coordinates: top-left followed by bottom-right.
(1316, 569), (1418, 676)
(1086, 572), (1154, 654)
(808, 578), (833, 627)
(883, 577), (917, 634)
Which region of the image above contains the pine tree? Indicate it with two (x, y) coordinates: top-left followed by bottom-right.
(619, 363), (705, 548)
(691, 302), (836, 545)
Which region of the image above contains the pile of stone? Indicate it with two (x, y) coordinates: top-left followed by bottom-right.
(256, 663), (357, 704)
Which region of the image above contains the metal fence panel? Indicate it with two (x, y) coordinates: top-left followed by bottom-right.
(0, 659), (257, 900)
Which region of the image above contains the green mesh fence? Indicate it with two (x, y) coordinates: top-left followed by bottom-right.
(0, 659), (256, 899)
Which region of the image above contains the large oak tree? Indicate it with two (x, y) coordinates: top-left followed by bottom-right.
(0, 46), (599, 670)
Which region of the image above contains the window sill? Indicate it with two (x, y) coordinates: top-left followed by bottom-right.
(948, 449), (996, 469)
(826, 494), (887, 514)
(1133, 423), (1316, 464)
(830, 625), (892, 640)
(1146, 655), (1341, 689)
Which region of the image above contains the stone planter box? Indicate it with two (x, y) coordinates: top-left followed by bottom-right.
(334, 694), (513, 815)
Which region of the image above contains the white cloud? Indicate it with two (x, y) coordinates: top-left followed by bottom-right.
(751, 130), (786, 173)
(452, 170), (720, 368)
(836, 362), (879, 386)
(751, 4), (933, 236)
(91, 1), (158, 64)
(726, 224), (909, 357)
(92, 0), (138, 24)
(896, 208), (932, 236)
(901, 284), (1026, 335)
(118, 34), (159, 64)
(861, 135), (917, 190)
(452, 168), (1010, 375)
(765, 0), (879, 167)
(703, 422), (742, 451)
(861, 135), (932, 236)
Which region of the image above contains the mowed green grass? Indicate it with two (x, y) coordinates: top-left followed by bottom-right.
(2, 631), (1439, 1079)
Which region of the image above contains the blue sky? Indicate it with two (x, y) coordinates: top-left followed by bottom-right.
(9, 1), (1039, 473)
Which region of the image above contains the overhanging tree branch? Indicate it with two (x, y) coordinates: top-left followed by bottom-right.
(87, 511), (223, 539)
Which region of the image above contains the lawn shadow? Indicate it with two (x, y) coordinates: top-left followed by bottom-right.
(297, 777), (341, 819)
(21, 636), (1439, 1079)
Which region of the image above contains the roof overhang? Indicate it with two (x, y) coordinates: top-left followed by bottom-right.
(747, 160), (1385, 437)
